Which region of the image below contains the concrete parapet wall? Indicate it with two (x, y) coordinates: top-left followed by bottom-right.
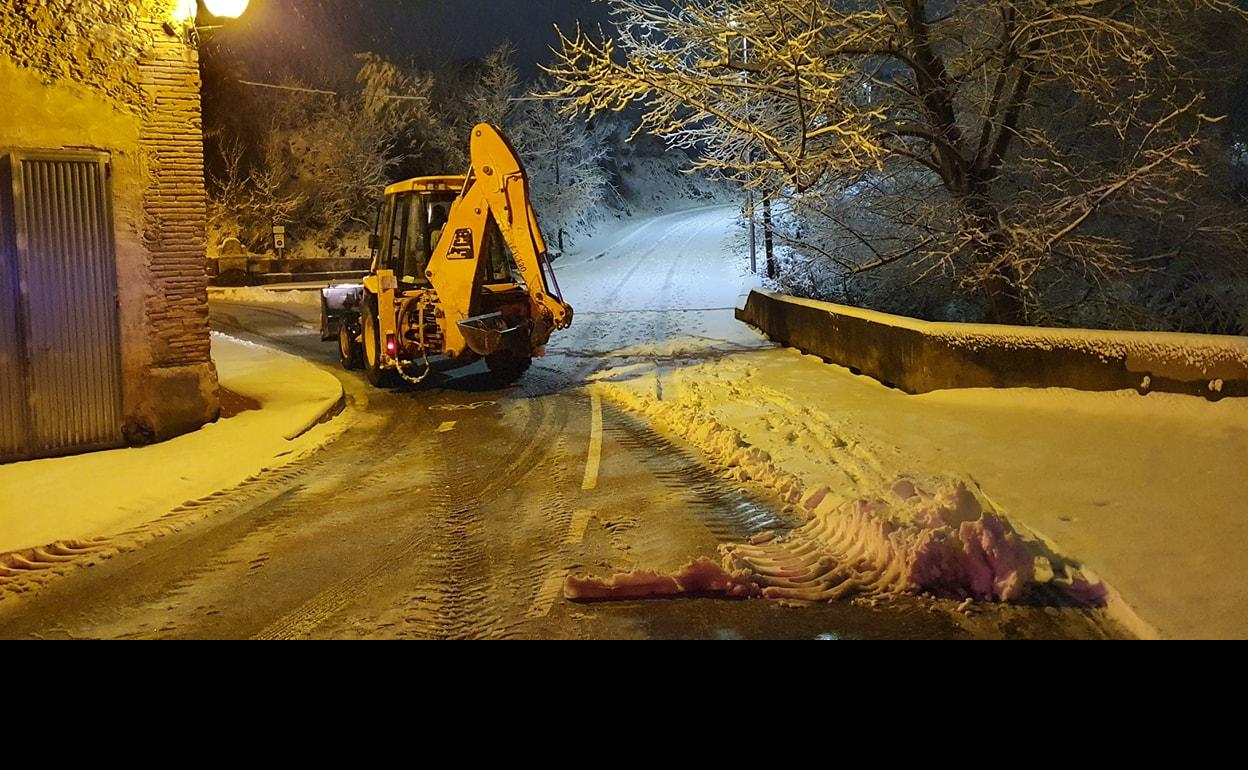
(736, 290), (1248, 399)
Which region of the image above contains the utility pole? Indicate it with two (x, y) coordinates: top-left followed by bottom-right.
(741, 32), (775, 280)
(743, 32), (757, 275)
(729, 19), (757, 275)
(762, 193), (776, 279)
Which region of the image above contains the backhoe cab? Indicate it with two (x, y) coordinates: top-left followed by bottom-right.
(321, 124), (573, 387)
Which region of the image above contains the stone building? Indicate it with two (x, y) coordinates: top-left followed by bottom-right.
(0, 0), (218, 462)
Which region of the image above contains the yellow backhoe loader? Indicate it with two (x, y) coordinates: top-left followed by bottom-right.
(320, 124), (574, 386)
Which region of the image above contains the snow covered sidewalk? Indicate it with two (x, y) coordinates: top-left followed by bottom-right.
(590, 339), (1248, 639)
(0, 333), (345, 555)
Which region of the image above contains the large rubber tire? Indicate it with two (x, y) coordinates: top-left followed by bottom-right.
(338, 321), (363, 370)
(362, 299), (399, 388)
(485, 351), (532, 385)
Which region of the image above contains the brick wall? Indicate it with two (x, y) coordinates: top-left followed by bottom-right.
(138, 18), (212, 368)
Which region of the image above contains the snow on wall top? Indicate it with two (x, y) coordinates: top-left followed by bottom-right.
(751, 290), (1248, 381)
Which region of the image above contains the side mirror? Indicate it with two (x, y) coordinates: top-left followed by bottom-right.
(368, 233), (380, 251)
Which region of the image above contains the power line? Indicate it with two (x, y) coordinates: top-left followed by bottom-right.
(235, 79), (571, 102)
(237, 80), (339, 97)
(237, 79), (427, 100)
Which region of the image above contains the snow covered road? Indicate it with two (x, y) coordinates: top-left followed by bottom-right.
(0, 206), (1125, 639)
(552, 205), (764, 357)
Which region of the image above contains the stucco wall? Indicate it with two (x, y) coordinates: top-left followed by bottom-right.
(0, 0), (217, 444)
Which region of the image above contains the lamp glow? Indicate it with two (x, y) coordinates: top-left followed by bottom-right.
(173, 0), (198, 21)
(203, 0), (250, 18)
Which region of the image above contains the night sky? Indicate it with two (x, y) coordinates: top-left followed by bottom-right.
(205, 0), (613, 85)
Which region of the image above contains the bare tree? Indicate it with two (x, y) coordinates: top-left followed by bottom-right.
(250, 133), (307, 233)
(206, 135), (249, 237)
(206, 126), (306, 254)
(510, 86), (617, 253)
(431, 43), (523, 170)
(549, 0), (1248, 325)
(355, 52), (440, 181)
(206, 55), (438, 254)
(472, 43), (521, 126)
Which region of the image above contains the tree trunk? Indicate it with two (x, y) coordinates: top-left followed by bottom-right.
(762, 192), (777, 279)
(981, 268), (1026, 325)
(555, 143), (563, 252)
(965, 198), (1027, 325)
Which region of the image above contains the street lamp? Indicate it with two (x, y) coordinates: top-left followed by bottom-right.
(171, 0), (250, 41)
(174, 0), (199, 22)
(203, 0), (251, 19)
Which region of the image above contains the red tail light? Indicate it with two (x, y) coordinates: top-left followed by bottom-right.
(385, 335), (397, 356)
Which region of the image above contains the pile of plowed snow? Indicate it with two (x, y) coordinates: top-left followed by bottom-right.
(209, 287), (321, 307)
(582, 360), (1105, 605)
(721, 479), (1101, 604)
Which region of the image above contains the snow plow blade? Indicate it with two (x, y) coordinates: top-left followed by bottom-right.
(458, 313), (533, 358)
(320, 283), (364, 341)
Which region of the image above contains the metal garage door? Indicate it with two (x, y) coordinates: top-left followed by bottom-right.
(0, 150), (124, 462)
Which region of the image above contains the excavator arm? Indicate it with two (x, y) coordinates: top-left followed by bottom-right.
(426, 124), (574, 359)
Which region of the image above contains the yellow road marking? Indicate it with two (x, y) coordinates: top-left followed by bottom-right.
(581, 392), (602, 490)
(437, 421), (457, 433)
(526, 569), (570, 619)
(564, 509), (594, 545)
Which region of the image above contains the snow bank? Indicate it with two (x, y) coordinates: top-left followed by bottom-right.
(591, 341), (1248, 636)
(564, 558), (761, 601)
(593, 369), (805, 500)
(590, 362), (1106, 606)
(209, 286), (322, 308)
(722, 480), (1102, 604)
(0, 334), (346, 587)
(211, 332), (344, 440)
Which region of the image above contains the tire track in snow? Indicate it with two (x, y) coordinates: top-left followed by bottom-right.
(598, 210), (724, 311)
(257, 377), (572, 640)
(604, 406), (789, 542)
(555, 209), (731, 362)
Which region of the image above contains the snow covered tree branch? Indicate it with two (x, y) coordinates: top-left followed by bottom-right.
(548, 0), (1248, 325)
(510, 83), (617, 253)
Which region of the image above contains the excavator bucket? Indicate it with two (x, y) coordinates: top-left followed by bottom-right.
(457, 313), (533, 358)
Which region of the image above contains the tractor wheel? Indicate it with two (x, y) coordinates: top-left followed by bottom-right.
(338, 321), (363, 370)
(362, 298), (399, 388)
(485, 351), (532, 385)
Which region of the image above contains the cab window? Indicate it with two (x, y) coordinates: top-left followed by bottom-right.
(385, 194), (410, 274)
(373, 196), (397, 272)
(400, 195), (428, 284)
(427, 198), (453, 255)
(392, 193), (458, 285)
